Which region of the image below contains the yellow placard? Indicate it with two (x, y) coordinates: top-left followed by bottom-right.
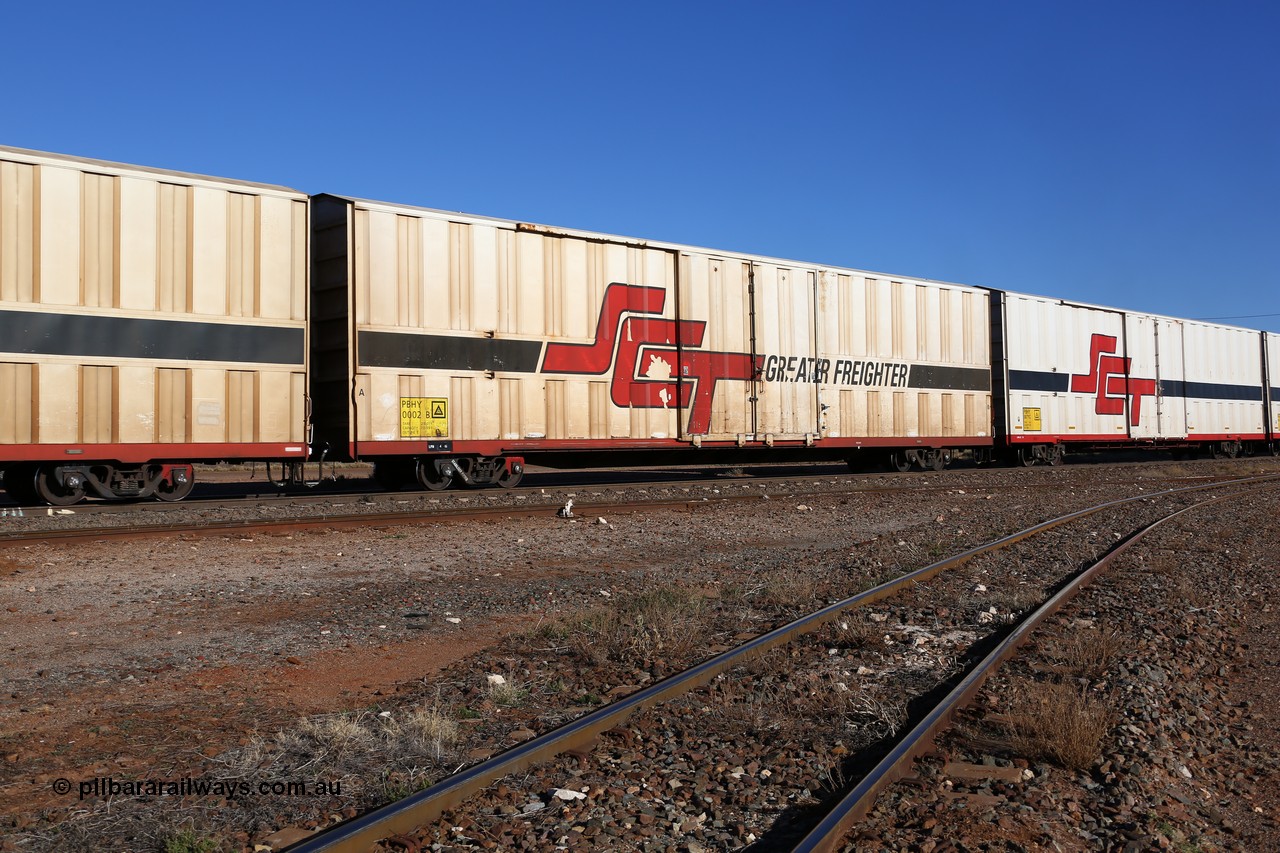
(1023, 407), (1042, 432)
(401, 397), (449, 438)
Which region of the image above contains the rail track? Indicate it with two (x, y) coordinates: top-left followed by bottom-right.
(279, 473), (1277, 853)
(0, 462), (1260, 547)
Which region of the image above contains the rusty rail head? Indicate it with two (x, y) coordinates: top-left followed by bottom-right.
(790, 481), (1279, 853)
(282, 473), (1277, 853)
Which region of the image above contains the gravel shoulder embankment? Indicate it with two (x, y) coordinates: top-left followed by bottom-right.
(0, 458), (1276, 851)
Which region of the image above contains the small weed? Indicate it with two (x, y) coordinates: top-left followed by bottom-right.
(581, 692), (604, 705)
(488, 677), (529, 707)
(457, 707), (481, 720)
(163, 829), (219, 853)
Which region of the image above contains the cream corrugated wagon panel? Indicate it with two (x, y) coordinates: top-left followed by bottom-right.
(396, 214), (422, 328)
(447, 222), (474, 332)
(498, 378), (523, 440)
(156, 367), (189, 444)
(0, 159), (36, 303)
(514, 231), (547, 337)
(39, 165), (80, 306)
(36, 363), (76, 442)
(564, 380), (589, 438)
(226, 370), (257, 443)
(156, 183), (191, 313)
(226, 194), (258, 318)
(366, 372), (401, 441)
(190, 187), (229, 316)
(190, 369), (226, 442)
(365, 209), (399, 327)
(0, 362), (35, 442)
(558, 239), (590, 339)
(80, 172), (117, 309)
(79, 365), (115, 443)
(449, 376), (475, 440)
(258, 371), (294, 442)
(520, 378), (547, 440)
(116, 365), (155, 443)
(118, 176), (158, 311)
(420, 218), (450, 331)
(258, 195), (296, 320)
(470, 224), (500, 332)
(545, 379), (566, 439)
(291, 199), (307, 321)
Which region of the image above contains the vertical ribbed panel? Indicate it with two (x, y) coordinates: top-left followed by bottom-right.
(81, 173), (118, 308)
(226, 370), (257, 442)
(80, 365), (115, 443)
(226, 193), (258, 317)
(0, 362), (35, 442)
(157, 183), (191, 313)
(0, 160), (36, 302)
(397, 214), (422, 327)
(157, 367), (189, 443)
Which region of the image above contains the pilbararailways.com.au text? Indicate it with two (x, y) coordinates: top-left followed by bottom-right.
(55, 776), (342, 800)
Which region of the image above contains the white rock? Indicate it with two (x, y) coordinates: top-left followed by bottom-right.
(856, 665), (874, 676)
(833, 682), (849, 692)
(974, 584), (988, 593)
(869, 613), (889, 623)
(487, 674), (507, 686)
(445, 617), (462, 624)
(378, 710), (392, 718)
(551, 787), (587, 800)
(796, 504), (810, 511)
(597, 517), (608, 525)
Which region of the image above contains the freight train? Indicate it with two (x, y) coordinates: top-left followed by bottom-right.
(1, 145), (1276, 505)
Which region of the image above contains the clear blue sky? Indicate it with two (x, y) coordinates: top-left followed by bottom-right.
(4, 1), (1277, 330)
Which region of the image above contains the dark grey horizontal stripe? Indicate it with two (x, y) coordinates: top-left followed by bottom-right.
(0, 310), (304, 364)
(1161, 380), (1263, 402)
(358, 331), (543, 372)
(1008, 369), (1070, 393)
(907, 364), (991, 392)
(1273, 387), (1280, 402)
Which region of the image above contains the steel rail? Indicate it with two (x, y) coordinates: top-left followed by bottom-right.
(0, 471), (1253, 547)
(282, 473), (1278, 853)
(791, 481), (1277, 853)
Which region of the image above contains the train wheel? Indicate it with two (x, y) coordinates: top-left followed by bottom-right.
(34, 466), (86, 506)
(496, 460), (524, 489)
(416, 458), (456, 491)
(3, 464), (40, 505)
(1046, 445), (1065, 466)
(154, 466), (196, 502)
(887, 451), (913, 473)
(1017, 446), (1038, 467)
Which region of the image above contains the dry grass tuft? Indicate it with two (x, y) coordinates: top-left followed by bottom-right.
(1045, 628), (1126, 680)
(560, 584), (709, 667)
(1006, 682), (1114, 770)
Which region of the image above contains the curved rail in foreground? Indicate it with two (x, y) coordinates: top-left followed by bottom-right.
(284, 474), (1277, 853)
(792, 481), (1275, 853)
